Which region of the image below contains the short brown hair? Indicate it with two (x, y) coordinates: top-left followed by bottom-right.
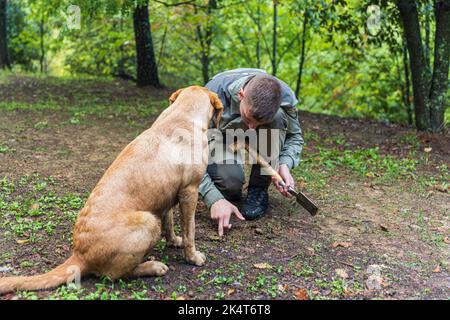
(243, 74), (282, 122)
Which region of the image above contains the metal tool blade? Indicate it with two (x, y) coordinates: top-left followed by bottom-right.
(288, 187), (319, 216)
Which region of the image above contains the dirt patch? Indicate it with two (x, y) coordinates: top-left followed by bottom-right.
(0, 76), (448, 300)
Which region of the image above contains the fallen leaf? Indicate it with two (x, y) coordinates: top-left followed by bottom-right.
(254, 228), (264, 235)
(335, 268), (348, 279)
(306, 247), (315, 256)
(277, 284), (288, 293)
(432, 265), (441, 273)
(294, 288), (309, 300)
(434, 185), (448, 193)
(424, 147), (432, 153)
(332, 242), (353, 248)
(253, 263), (272, 270)
(227, 288), (235, 296)
(366, 275), (383, 290)
(29, 203), (39, 211)
(16, 239), (29, 244)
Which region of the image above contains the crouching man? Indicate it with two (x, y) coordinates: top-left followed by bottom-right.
(199, 68), (304, 236)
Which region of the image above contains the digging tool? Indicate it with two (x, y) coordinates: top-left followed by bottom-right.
(230, 143), (319, 216)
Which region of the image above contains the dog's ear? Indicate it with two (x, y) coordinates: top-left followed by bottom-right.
(169, 89), (183, 104)
(208, 91), (223, 128)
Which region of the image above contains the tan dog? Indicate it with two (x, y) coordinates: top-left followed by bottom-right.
(0, 86), (223, 295)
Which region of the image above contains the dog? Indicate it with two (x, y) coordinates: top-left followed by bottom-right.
(0, 86), (223, 295)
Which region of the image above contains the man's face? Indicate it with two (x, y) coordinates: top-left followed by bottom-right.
(238, 89), (270, 129)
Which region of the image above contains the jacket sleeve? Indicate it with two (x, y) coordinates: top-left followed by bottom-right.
(278, 105), (304, 169)
(198, 172), (225, 208)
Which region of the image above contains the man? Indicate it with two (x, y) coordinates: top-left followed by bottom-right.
(199, 68), (304, 236)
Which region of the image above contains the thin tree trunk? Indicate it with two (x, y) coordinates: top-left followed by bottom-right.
(195, 24), (210, 84)
(133, 1), (160, 87)
(0, 0), (11, 70)
(157, 23), (168, 66)
(39, 12), (45, 73)
(424, 0), (431, 69)
(195, 0), (216, 84)
(256, 0), (261, 69)
(403, 37), (413, 125)
(429, 0), (450, 132)
(198, 25), (211, 84)
(272, 0), (278, 76)
(397, 0), (431, 131)
(295, 9), (308, 98)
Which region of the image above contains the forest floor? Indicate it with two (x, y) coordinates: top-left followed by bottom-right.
(0, 75), (449, 300)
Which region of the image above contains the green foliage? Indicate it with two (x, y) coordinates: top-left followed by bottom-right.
(4, 1), (448, 125)
(7, 1), (38, 70)
(63, 14), (135, 77)
(0, 174), (86, 242)
(316, 147), (418, 179)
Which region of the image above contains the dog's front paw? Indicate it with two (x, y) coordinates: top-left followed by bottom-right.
(186, 251), (206, 266)
(151, 261), (169, 276)
(167, 236), (183, 248)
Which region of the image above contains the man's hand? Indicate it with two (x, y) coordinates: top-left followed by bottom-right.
(272, 164), (294, 198)
(210, 199), (245, 236)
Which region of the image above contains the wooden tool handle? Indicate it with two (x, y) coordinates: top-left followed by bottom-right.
(230, 143), (284, 183)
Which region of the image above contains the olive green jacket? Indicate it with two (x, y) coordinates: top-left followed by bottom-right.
(199, 68), (304, 207)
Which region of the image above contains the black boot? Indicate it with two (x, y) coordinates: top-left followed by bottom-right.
(242, 185), (269, 220)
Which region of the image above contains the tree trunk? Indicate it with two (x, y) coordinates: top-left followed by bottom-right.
(429, 0), (450, 132)
(196, 20), (212, 84)
(39, 12), (45, 73)
(195, 0), (216, 84)
(403, 37), (413, 125)
(133, 1), (160, 87)
(295, 9), (308, 98)
(256, 0), (261, 69)
(272, 0), (278, 76)
(424, 0), (431, 69)
(397, 0), (431, 131)
(0, 0), (11, 70)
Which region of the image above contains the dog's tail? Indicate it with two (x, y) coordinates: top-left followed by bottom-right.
(0, 254), (87, 295)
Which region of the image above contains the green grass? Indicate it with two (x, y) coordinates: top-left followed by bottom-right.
(314, 147), (417, 180)
(0, 101), (165, 121)
(0, 75), (167, 123)
(19, 277), (154, 300)
(399, 132), (421, 149)
(0, 175), (86, 243)
(0, 146), (14, 154)
(294, 145), (419, 192)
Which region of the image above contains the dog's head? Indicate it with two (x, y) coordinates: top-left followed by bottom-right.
(169, 87), (223, 128)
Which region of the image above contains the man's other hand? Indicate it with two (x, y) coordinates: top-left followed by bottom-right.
(210, 199), (245, 236)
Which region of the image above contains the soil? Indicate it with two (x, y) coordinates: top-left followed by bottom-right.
(0, 76), (448, 300)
